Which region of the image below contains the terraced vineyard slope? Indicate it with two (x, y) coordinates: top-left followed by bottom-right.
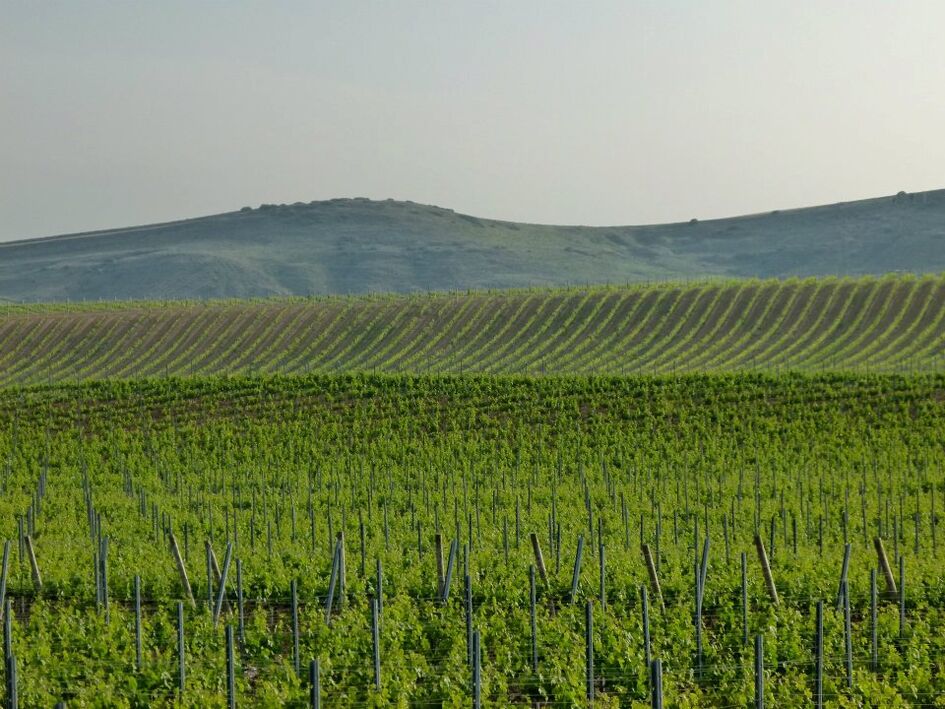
(1, 274), (943, 385)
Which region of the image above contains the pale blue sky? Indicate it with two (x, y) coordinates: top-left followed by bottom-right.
(2, 1), (944, 241)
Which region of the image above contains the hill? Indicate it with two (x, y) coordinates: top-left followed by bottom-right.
(1, 274), (942, 385)
(1, 190), (944, 302)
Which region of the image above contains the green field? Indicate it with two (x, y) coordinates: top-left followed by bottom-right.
(1, 372), (944, 706)
(1, 271), (944, 706)
(2, 274), (944, 386)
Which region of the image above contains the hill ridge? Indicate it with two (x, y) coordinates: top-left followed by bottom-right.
(2, 190), (945, 302)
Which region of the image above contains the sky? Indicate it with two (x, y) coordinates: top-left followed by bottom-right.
(2, 1), (944, 242)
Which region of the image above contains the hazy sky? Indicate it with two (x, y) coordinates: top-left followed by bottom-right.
(2, 2), (944, 242)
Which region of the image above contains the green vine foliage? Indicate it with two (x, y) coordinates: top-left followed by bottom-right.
(0, 372), (943, 705)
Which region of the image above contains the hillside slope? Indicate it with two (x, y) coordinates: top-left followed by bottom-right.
(1, 190), (944, 301)
(1, 274), (942, 385)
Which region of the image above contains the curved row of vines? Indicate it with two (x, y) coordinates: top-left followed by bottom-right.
(0, 274), (943, 385)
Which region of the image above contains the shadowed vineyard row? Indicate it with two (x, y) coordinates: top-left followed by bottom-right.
(1, 274), (944, 385)
(0, 373), (944, 705)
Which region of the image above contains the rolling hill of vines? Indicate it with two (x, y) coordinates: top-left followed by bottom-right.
(1, 274), (943, 385)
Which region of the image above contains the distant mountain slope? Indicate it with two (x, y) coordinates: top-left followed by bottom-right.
(1, 274), (941, 385)
(1, 190), (943, 302)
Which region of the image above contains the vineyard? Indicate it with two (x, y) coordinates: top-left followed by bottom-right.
(1, 372), (944, 706)
(1, 273), (945, 385)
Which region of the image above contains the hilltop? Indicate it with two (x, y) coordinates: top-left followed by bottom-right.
(1, 274), (941, 385)
(1, 190), (944, 302)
